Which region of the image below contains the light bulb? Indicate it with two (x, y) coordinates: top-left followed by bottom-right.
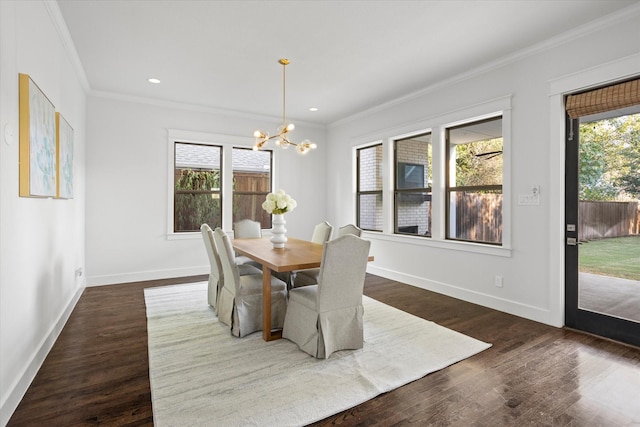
(286, 123), (295, 131)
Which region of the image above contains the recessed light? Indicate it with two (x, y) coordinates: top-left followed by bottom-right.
(148, 78), (161, 84)
(309, 107), (318, 112)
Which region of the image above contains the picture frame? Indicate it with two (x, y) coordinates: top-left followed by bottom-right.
(19, 73), (57, 198)
(56, 112), (74, 199)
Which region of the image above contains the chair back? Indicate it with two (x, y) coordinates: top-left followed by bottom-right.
(234, 219), (262, 238)
(311, 221), (333, 244)
(201, 223), (216, 268)
(213, 228), (240, 295)
(337, 224), (362, 237)
(201, 224), (224, 306)
(316, 234), (370, 311)
(201, 224), (222, 282)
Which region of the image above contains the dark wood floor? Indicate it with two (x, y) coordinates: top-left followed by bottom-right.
(8, 274), (640, 426)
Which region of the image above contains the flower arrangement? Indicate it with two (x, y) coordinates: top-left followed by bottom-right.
(262, 189), (297, 215)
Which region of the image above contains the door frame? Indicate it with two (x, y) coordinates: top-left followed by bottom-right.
(547, 53), (640, 334)
(564, 114), (640, 347)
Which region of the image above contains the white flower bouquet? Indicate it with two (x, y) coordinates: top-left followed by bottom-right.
(262, 189), (297, 215)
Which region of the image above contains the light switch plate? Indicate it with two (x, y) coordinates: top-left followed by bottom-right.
(518, 194), (540, 205)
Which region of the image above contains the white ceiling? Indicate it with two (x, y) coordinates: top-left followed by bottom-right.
(56, 0), (638, 126)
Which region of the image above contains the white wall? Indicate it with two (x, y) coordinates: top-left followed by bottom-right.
(0, 1), (87, 424)
(326, 7), (640, 327)
(84, 95), (327, 285)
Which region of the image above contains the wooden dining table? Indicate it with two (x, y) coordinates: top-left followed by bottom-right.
(231, 236), (324, 341)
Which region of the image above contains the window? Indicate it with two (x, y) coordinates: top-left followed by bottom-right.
(446, 116), (503, 245)
(394, 133), (432, 236)
(174, 142), (222, 232)
(357, 144), (383, 231)
(232, 147), (272, 228)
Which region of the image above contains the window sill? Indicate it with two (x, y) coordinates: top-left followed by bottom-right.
(362, 231), (512, 258)
(167, 232), (201, 241)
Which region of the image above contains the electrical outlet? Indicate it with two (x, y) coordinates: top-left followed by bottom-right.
(495, 275), (503, 288)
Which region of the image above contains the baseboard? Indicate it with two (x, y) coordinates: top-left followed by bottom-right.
(0, 286), (84, 427)
(367, 265), (559, 327)
(86, 265), (209, 287)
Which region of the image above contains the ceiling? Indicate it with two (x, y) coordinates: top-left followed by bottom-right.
(56, 0), (638, 126)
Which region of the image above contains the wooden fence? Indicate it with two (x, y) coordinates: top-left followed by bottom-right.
(454, 193), (502, 244)
(452, 196), (639, 243)
(579, 200), (640, 241)
(233, 172), (271, 228)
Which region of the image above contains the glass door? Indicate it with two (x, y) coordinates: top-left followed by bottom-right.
(565, 95), (640, 347)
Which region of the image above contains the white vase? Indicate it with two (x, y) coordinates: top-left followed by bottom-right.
(270, 214), (287, 249)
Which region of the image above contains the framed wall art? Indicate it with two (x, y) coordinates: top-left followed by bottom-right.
(19, 73), (57, 198)
(56, 112), (74, 199)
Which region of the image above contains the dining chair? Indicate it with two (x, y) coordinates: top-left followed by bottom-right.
(280, 221), (333, 289)
(213, 227), (288, 337)
(337, 224), (362, 237)
(201, 223), (261, 313)
(282, 234), (371, 358)
(233, 219), (263, 270)
(290, 221), (337, 288)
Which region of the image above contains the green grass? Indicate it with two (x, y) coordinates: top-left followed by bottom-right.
(579, 235), (640, 281)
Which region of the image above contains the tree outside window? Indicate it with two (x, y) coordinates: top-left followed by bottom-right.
(579, 113), (640, 201)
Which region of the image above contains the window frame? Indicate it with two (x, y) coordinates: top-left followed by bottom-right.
(352, 95), (512, 256)
(167, 129), (277, 239)
(393, 131), (433, 237)
(356, 143), (384, 232)
(173, 141), (223, 233)
(445, 115), (504, 246)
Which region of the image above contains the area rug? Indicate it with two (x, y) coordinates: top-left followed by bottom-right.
(144, 282), (491, 427)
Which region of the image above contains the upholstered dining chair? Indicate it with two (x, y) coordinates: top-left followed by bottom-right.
(201, 224), (261, 312)
(233, 219), (263, 269)
(213, 228), (288, 337)
(285, 221), (334, 288)
(337, 223), (362, 237)
(291, 221), (348, 288)
(283, 234), (371, 358)
(234, 219), (262, 238)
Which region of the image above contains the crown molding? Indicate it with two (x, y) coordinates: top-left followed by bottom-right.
(43, 0), (91, 93)
(330, 2), (640, 129)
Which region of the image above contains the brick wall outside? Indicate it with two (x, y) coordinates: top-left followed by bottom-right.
(358, 145), (383, 230)
(396, 139), (430, 235)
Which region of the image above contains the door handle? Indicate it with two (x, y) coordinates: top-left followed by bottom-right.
(567, 237), (577, 246)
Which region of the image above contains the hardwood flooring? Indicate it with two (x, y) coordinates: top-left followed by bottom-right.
(8, 274), (640, 426)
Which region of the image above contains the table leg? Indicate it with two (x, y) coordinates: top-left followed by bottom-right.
(262, 267), (282, 341)
(262, 268), (271, 341)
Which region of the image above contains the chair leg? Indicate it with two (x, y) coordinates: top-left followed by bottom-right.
(288, 271), (297, 291)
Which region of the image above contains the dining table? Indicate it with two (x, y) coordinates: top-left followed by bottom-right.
(231, 236), (324, 341)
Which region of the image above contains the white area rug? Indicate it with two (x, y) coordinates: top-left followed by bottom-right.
(144, 282), (491, 427)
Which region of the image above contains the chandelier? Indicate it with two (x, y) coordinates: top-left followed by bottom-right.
(253, 59), (317, 154)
